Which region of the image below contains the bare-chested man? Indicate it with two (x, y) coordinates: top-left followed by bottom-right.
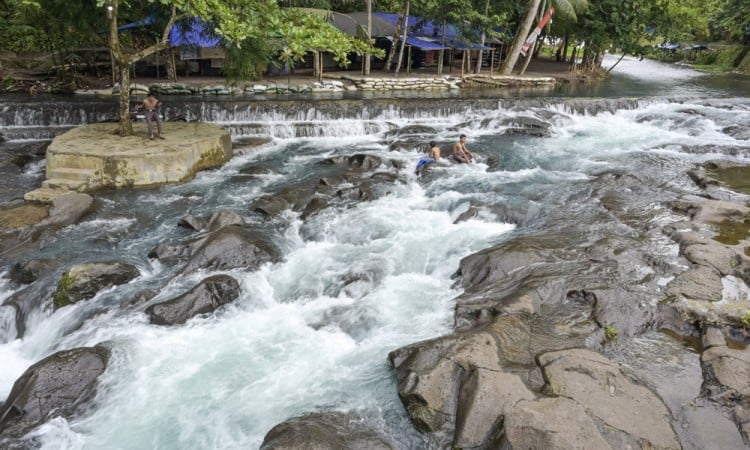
(137, 92), (164, 140)
(453, 134), (473, 163)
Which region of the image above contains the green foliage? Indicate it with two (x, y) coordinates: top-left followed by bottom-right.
(605, 324), (618, 340)
(741, 310), (750, 328)
(715, 45), (749, 67)
(53, 272), (77, 309)
(223, 38), (272, 81)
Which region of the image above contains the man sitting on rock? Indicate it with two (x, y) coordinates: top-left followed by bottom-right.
(453, 134), (473, 163)
(137, 92), (165, 140)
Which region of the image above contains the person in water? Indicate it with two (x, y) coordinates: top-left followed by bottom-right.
(452, 134), (473, 163)
(415, 141), (441, 173)
(137, 92), (165, 140)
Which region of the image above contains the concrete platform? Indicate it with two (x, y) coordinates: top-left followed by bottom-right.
(42, 122), (232, 192)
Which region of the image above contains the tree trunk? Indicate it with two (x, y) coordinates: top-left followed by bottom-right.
(117, 63), (133, 136)
(607, 52), (627, 72)
(394, 0), (410, 74)
(437, 19), (447, 76)
(385, 0), (408, 71)
(475, 0), (490, 74)
(519, 42), (535, 74)
(500, 0), (542, 75)
(364, 0), (372, 75)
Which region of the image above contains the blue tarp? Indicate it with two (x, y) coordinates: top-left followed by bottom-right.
(374, 13), (494, 50)
(117, 15), (155, 31)
(169, 19), (221, 47)
(404, 36), (448, 50)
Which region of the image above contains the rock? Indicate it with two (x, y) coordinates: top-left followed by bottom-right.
(252, 195), (292, 218)
(500, 116), (551, 137)
(666, 266), (723, 302)
(146, 275), (240, 325)
(260, 412), (394, 450)
(539, 348), (680, 449)
(702, 326), (727, 350)
(701, 342), (750, 400)
(238, 165), (273, 176)
(206, 209), (245, 232)
(503, 397), (612, 450)
(453, 369), (535, 449)
(7, 259), (55, 285)
(148, 236), (206, 262)
(388, 315), (563, 447)
(53, 261), (140, 308)
(0, 346), (109, 439)
(178, 214), (208, 232)
(180, 225), (279, 275)
(300, 196), (329, 220)
(36, 192), (93, 230)
(319, 154), (387, 171)
(592, 287), (657, 338)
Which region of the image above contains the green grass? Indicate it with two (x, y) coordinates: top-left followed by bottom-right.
(605, 325), (618, 340)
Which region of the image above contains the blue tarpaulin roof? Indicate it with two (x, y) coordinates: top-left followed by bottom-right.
(404, 36), (448, 50)
(374, 12), (495, 50)
(169, 19), (221, 47)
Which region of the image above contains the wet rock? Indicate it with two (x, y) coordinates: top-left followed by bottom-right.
(722, 125), (750, 140)
(319, 154), (387, 171)
(180, 225), (279, 275)
(336, 184), (372, 202)
(500, 116), (551, 137)
(0, 346), (109, 440)
(539, 348), (680, 449)
(178, 214), (209, 232)
(592, 287), (658, 338)
(384, 124), (438, 138)
(260, 412), (395, 450)
(665, 266), (723, 302)
(300, 196), (329, 220)
(206, 210), (245, 232)
(146, 275), (240, 325)
(35, 192), (93, 230)
(503, 397), (612, 450)
(238, 164), (273, 176)
(53, 261), (140, 309)
(124, 289), (158, 308)
(252, 195), (291, 218)
(7, 259), (55, 285)
(148, 236), (206, 262)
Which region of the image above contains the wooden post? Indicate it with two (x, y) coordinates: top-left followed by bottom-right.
(490, 48), (494, 77)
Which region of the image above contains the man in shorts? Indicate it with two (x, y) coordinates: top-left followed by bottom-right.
(452, 134), (473, 163)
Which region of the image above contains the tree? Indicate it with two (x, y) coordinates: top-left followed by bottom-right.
(500, 0), (587, 75)
(98, 0), (379, 136)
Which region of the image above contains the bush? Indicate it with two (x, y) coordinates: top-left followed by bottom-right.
(715, 46), (749, 68)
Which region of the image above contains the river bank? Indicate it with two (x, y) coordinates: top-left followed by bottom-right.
(1, 56), (750, 448)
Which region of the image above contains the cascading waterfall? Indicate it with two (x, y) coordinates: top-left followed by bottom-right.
(1, 56), (750, 449)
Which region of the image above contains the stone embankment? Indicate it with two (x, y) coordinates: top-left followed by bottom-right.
(74, 73), (556, 97)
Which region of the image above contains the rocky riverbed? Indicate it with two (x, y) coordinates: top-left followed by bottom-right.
(1, 83), (749, 448)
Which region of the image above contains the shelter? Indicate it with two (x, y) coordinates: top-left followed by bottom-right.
(168, 19), (225, 75)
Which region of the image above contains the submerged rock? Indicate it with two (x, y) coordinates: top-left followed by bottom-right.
(7, 259), (55, 285)
(53, 261), (140, 308)
(260, 412), (395, 450)
(0, 346), (110, 440)
(146, 275), (240, 325)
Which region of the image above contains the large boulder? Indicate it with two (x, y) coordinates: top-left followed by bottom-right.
(146, 275), (240, 325)
(260, 412), (395, 450)
(0, 346), (110, 440)
(389, 315), (557, 448)
(179, 225), (279, 275)
(502, 397), (612, 450)
(178, 209), (245, 233)
(53, 261), (140, 308)
(539, 348), (680, 449)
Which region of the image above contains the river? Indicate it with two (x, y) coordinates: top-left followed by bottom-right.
(1, 55), (749, 449)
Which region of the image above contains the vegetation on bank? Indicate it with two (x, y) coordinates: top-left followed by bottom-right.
(1, 0), (748, 132)
(646, 44), (750, 74)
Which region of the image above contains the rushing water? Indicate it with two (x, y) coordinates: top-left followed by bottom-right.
(1, 55), (750, 449)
